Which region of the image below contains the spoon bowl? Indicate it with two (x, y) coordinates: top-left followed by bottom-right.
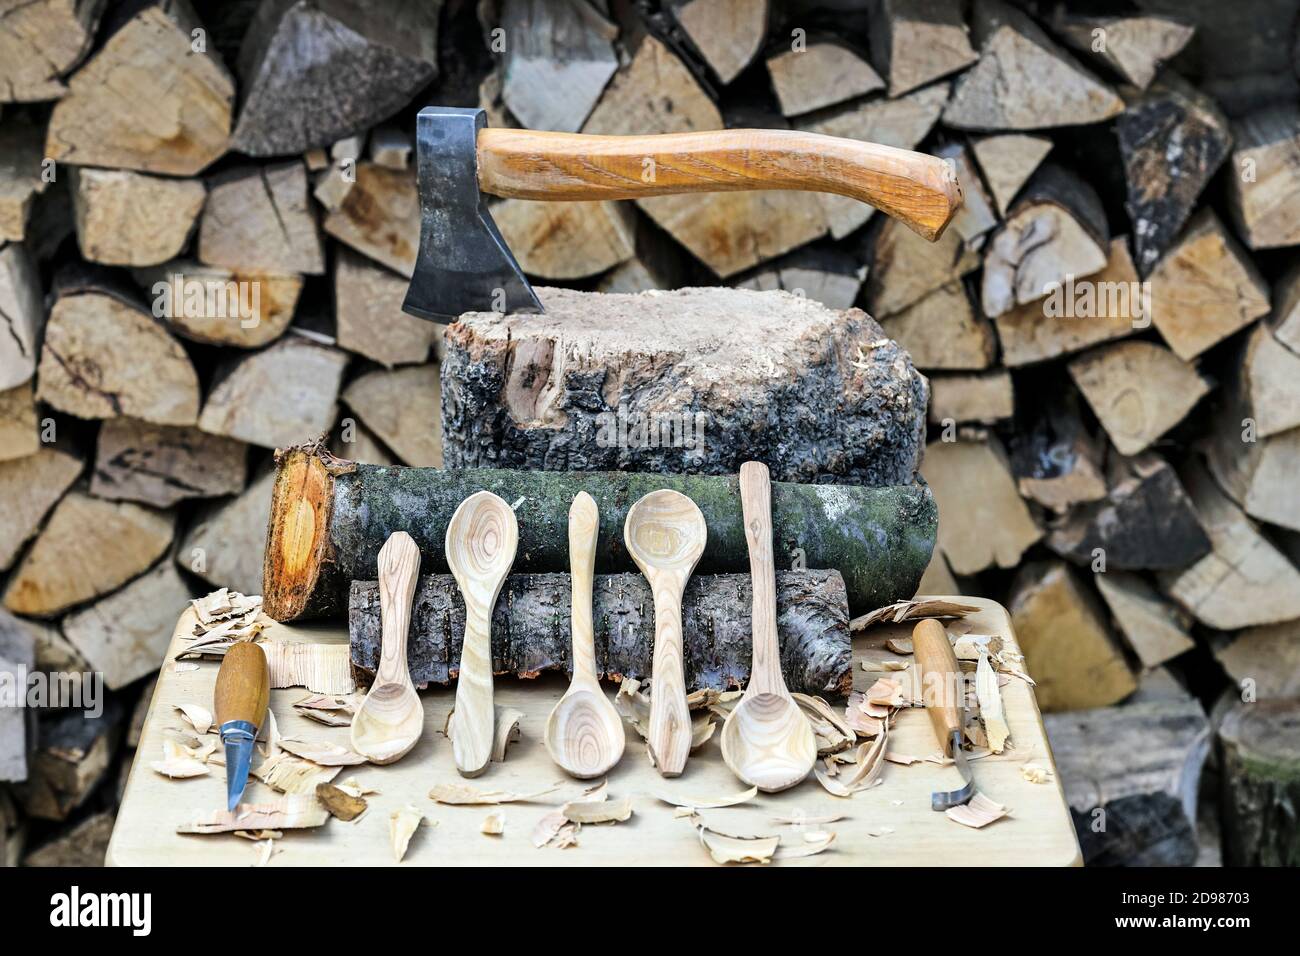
(351, 531), (423, 765)
(720, 692), (817, 792)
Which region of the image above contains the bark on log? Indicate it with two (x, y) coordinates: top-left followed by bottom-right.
(45, 0), (234, 175)
(765, 40), (882, 117)
(349, 569), (852, 696)
(198, 162), (325, 275)
(340, 364), (442, 467)
(1218, 699), (1300, 866)
(0, 116), (49, 242)
(1045, 696), (1209, 866)
(262, 443), (938, 621)
(1116, 74), (1231, 275)
(70, 168), (206, 268)
(1226, 104), (1300, 250)
(90, 418), (247, 508)
(133, 260), (302, 349)
(441, 287), (926, 486)
(0, 0), (104, 103)
(970, 133), (1052, 217)
(0, 241), (44, 390)
(230, 0), (440, 156)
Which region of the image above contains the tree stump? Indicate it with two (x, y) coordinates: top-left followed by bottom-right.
(441, 286), (927, 486)
(1218, 699), (1300, 866)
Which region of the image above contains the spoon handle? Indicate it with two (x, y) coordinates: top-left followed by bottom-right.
(452, 598), (495, 776)
(376, 531), (420, 686)
(648, 574), (692, 776)
(739, 461), (786, 698)
(568, 492), (600, 684)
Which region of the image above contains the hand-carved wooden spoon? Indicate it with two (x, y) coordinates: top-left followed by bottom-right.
(446, 490), (518, 777)
(544, 492), (625, 778)
(350, 531), (423, 765)
(721, 462), (816, 792)
(624, 489), (706, 776)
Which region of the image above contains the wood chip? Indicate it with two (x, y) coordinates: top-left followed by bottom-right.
(945, 793), (1010, 829)
(390, 805), (425, 862)
(481, 810), (505, 835)
(532, 811), (579, 848)
(654, 786), (758, 810)
(792, 693), (856, 754)
(315, 782), (368, 821)
(252, 752), (340, 794)
(178, 794), (328, 833)
(276, 736), (367, 766)
(885, 637), (913, 655)
(561, 795), (633, 824)
(1021, 762), (1053, 784)
(428, 783), (559, 805)
(851, 599), (979, 632)
(150, 739), (211, 779)
(174, 703), (213, 735)
(697, 825), (780, 865)
(293, 693), (362, 727)
(616, 677), (716, 752)
(976, 652), (1010, 754)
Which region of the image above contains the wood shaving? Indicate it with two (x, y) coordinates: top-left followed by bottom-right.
(315, 782), (368, 820)
(885, 637), (913, 654)
(848, 689), (890, 719)
(814, 768), (854, 797)
(253, 752), (340, 794)
(851, 599), (979, 632)
(777, 830), (836, 858)
(696, 824), (779, 865)
(945, 793), (1010, 829)
(865, 677), (905, 709)
(953, 633), (1003, 661)
(233, 829), (281, 840)
(840, 723), (889, 791)
(561, 795), (633, 824)
(792, 693), (856, 753)
(885, 752), (920, 765)
(336, 777), (379, 797)
(428, 783), (559, 805)
(150, 738), (212, 779)
(843, 702), (884, 737)
(277, 736), (367, 766)
(262, 641), (355, 694)
(390, 805), (426, 862)
(481, 810), (505, 835)
(491, 706), (524, 761)
(174, 703), (213, 735)
(532, 811), (579, 848)
(178, 794), (328, 833)
(861, 659), (909, 671)
(770, 812), (848, 825)
(253, 838), (276, 867)
(866, 825), (895, 837)
(293, 693), (363, 727)
(616, 678), (716, 752)
(263, 707), (280, 757)
(173, 662), (200, 673)
(1021, 762), (1053, 784)
(655, 785), (757, 810)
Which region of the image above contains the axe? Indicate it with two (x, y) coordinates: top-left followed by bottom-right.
(401, 106), (963, 322)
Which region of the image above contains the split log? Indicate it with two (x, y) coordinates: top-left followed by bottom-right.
(179, 467), (275, 597)
(993, 238), (1143, 367)
(943, 0), (1124, 131)
(0, 0), (104, 103)
(0, 383), (39, 462)
(881, 282), (994, 370)
(735, 246), (866, 310)
(981, 164), (1109, 318)
(765, 40), (882, 117)
(926, 371), (1013, 424)
(1158, 461), (1300, 630)
(441, 287), (926, 485)
(0, 448), (82, 571)
(1047, 453), (1210, 571)
(317, 162), (419, 277)
(492, 198), (637, 279)
(69, 168), (206, 268)
(340, 364), (442, 467)
(1095, 571), (1194, 670)
(368, 125), (412, 170)
(970, 133), (1052, 216)
(35, 290), (201, 426)
(1270, 263), (1300, 354)
(1226, 104), (1300, 250)
(350, 569), (851, 696)
(0, 242), (43, 389)
(199, 162), (325, 276)
(867, 215), (980, 318)
(1236, 322), (1300, 439)
(673, 0), (768, 84)
(582, 34), (723, 136)
(197, 336), (348, 450)
(934, 141), (997, 247)
(1008, 392), (1106, 513)
(1214, 620), (1300, 701)
(866, 0), (976, 98)
(797, 82), (948, 238)
(62, 560), (195, 689)
(1045, 696), (1209, 865)
(16, 701), (120, 821)
(2, 491), (175, 617)
(23, 812), (114, 867)
(262, 443), (938, 621)
(1218, 699), (1300, 866)
(0, 608), (35, 781)
(90, 418), (247, 508)
(0, 116), (49, 242)
(1068, 340), (1210, 456)
(922, 433), (1042, 575)
(334, 248), (440, 366)
(1009, 560), (1137, 712)
(1147, 210), (1270, 361)
(1051, 11), (1195, 90)
(593, 218), (691, 295)
(133, 261), (302, 349)
(45, 0), (234, 175)
(1115, 74), (1231, 274)
(496, 0), (618, 133)
(230, 0), (440, 155)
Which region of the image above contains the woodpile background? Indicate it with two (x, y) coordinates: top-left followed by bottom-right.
(2, 0), (1299, 867)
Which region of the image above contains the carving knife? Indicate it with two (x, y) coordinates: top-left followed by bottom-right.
(214, 642), (270, 811)
(912, 618), (976, 810)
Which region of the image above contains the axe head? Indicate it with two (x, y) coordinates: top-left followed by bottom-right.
(401, 107), (543, 323)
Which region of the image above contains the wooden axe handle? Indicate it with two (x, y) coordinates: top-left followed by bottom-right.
(476, 128), (963, 242)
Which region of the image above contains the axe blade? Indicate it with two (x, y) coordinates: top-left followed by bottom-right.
(401, 106), (543, 323)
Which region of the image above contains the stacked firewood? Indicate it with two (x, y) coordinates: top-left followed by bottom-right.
(2, 0), (1299, 867)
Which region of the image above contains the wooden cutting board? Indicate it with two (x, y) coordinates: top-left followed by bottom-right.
(108, 596), (1081, 866)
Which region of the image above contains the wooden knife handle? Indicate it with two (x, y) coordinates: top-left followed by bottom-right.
(912, 619), (963, 756)
(476, 128), (963, 242)
(214, 641), (270, 730)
